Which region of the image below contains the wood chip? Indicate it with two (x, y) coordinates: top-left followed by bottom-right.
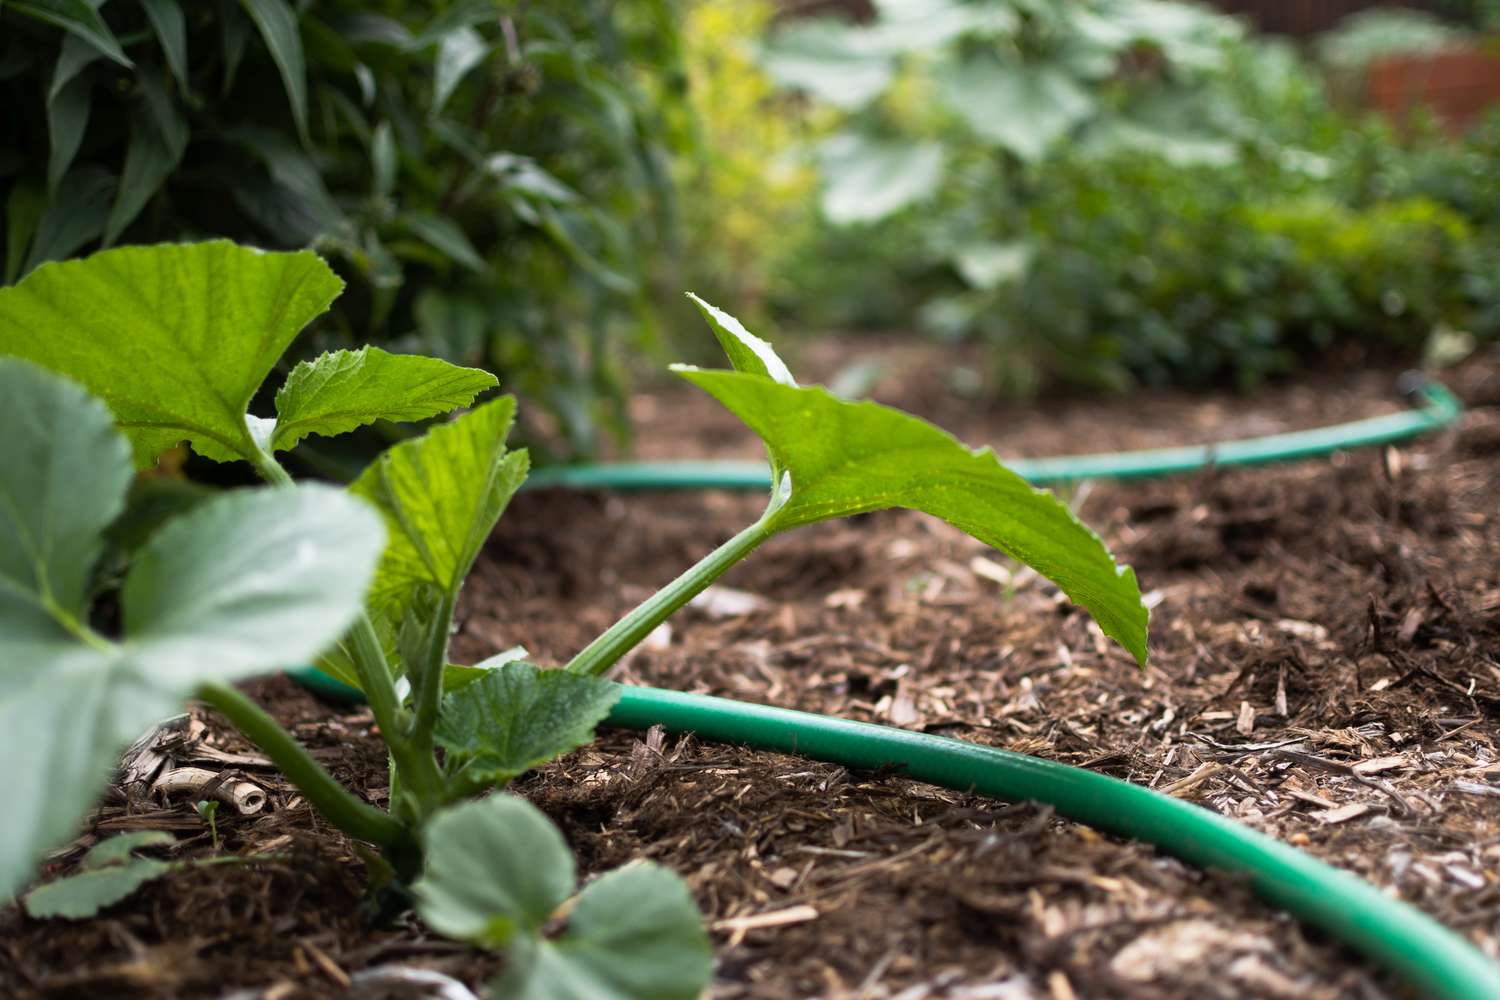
(713, 905), (819, 934)
(1235, 701), (1255, 736)
(1352, 755), (1408, 776)
(1315, 802), (1371, 824)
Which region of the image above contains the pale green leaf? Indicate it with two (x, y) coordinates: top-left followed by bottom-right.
(10, 0), (131, 68)
(759, 20), (892, 110)
(416, 796), (711, 1000)
(672, 304), (1149, 666)
(0, 241), (344, 467)
(270, 347), (497, 452)
(432, 25), (487, 114)
(496, 863), (712, 1000)
(0, 358), (384, 900)
(435, 662), (620, 791)
(936, 59), (1094, 162)
(23, 858), (171, 918)
(952, 241), (1033, 291)
(141, 0), (189, 86)
(401, 212), (487, 273)
(239, 0), (308, 142)
(817, 133), (944, 225)
(350, 396), (528, 619)
(415, 795), (575, 946)
(865, 0), (1017, 51)
(83, 831), (175, 868)
(370, 121), (396, 198)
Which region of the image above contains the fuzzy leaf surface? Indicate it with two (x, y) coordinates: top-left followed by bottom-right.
(435, 663), (620, 790)
(674, 302), (1148, 665)
(0, 242), (344, 467)
(496, 863), (713, 1000)
(415, 796), (711, 1000)
(22, 858), (171, 919)
(271, 347), (497, 452)
(350, 396), (528, 620)
(0, 359), (383, 900)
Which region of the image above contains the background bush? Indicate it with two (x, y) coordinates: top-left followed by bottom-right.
(755, 0), (1500, 396)
(0, 0), (688, 459)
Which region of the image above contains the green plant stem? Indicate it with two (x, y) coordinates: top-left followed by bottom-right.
(247, 440), (446, 818)
(409, 591), (456, 752)
(197, 681), (412, 851)
(567, 518), (774, 676)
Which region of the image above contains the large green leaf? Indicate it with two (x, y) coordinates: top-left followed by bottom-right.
(759, 20), (892, 110)
(434, 662), (620, 792)
(0, 360), (384, 901)
(239, 0), (309, 143)
(936, 58), (1094, 162)
(9, 0), (131, 68)
(350, 396), (528, 619)
(817, 133), (945, 226)
(0, 242), (344, 467)
(672, 302), (1149, 666)
(415, 796), (711, 1000)
(270, 347), (497, 452)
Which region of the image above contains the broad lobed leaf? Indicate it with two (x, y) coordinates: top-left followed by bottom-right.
(415, 795), (711, 1000)
(271, 346), (498, 452)
(0, 360), (383, 901)
(350, 395), (528, 622)
(0, 242), (343, 467)
(673, 300), (1149, 666)
(434, 662), (620, 793)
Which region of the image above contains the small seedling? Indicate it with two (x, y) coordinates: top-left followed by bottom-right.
(0, 242), (1145, 997)
(195, 800), (221, 850)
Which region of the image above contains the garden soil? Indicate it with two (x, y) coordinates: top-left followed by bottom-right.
(4, 340), (1500, 999)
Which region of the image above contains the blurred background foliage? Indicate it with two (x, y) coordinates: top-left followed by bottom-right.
(0, 0), (688, 459)
(2, 0), (1498, 456)
(756, 0), (1500, 395)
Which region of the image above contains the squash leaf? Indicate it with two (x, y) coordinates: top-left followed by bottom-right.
(0, 360), (383, 901)
(673, 299), (1149, 666)
(415, 795), (711, 1000)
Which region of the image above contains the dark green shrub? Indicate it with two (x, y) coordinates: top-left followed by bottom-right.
(0, 1), (688, 457)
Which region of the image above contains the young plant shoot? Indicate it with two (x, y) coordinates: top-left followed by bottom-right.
(0, 242), (1146, 998)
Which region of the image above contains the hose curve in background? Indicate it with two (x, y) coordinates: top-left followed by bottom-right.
(523, 380), (1461, 491)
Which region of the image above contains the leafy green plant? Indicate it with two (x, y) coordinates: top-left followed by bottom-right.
(0, 0), (687, 457)
(0, 241), (1146, 995)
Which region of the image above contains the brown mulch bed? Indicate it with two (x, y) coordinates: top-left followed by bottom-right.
(4, 343), (1499, 999)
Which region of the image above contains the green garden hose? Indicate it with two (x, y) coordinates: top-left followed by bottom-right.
(290, 377), (1498, 998)
(524, 379), (1461, 490)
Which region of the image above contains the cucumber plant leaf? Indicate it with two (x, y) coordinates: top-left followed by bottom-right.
(270, 346), (498, 452)
(673, 300), (1149, 666)
(0, 241), (343, 467)
(0, 360), (384, 900)
(415, 795), (712, 1000)
(435, 663), (620, 794)
(350, 395), (529, 623)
